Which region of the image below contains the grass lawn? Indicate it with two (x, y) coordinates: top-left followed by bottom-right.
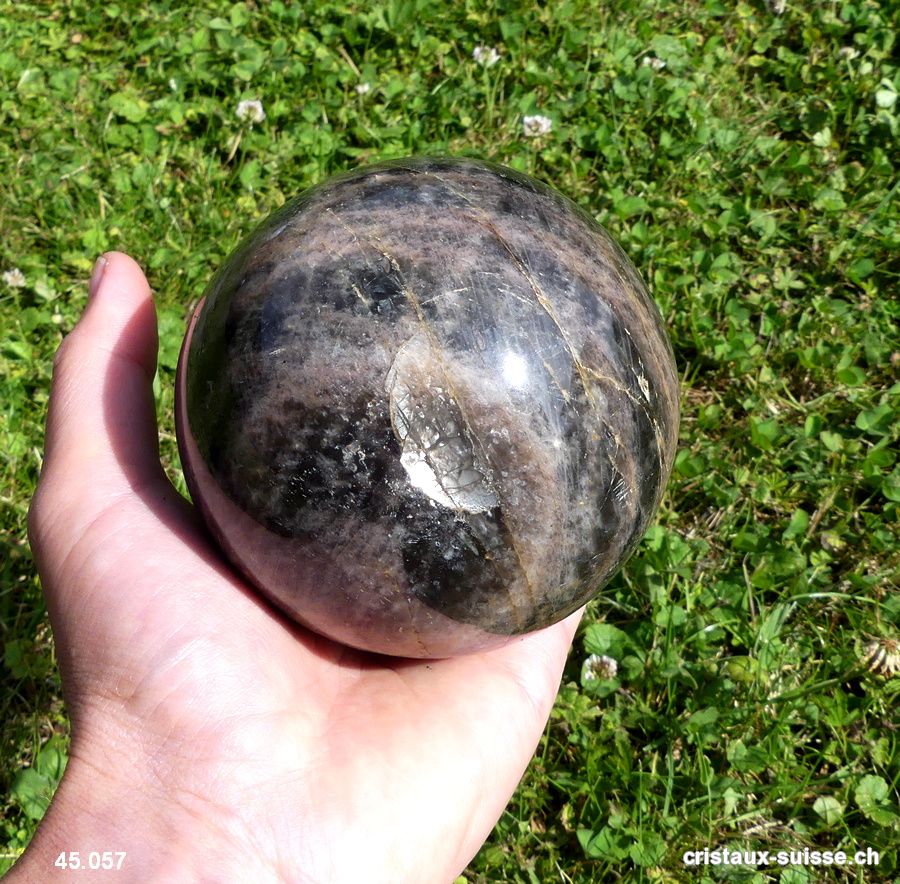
(1, 0), (898, 880)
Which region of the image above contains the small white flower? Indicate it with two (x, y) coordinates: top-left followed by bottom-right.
(522, 114), (552, 137)
(235, 99), (266, 124)
(642, 55), (666, 70)
(863, 638), (900, 678)
(168, 77), (178, 91)
(2, 268), (26, 288)
(472, 45), (501, 67)
(838, 46), (859, 60)
(355, 82), (371, 95)
(582, 654), (618, 681)
(767, 0), (786, 13)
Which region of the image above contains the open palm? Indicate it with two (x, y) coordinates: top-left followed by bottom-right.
(20, 253), (581, 883)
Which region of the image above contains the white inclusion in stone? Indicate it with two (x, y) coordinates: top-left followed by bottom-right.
(501, 350), (529, 390)
(394, 410), (499, 514)
(637, 372), (651, 401)
(387, 334), (499, 514)
(400, 447), (460, 510)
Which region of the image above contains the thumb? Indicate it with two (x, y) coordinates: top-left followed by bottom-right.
(28, 252), (173, 589)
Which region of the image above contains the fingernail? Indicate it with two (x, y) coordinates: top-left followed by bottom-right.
(88, 254), (109, 299)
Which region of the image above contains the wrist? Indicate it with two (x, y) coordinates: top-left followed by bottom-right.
(8, 728), (265, 882)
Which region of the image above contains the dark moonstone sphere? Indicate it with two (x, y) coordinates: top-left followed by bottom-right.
(175, 157), (679, 658)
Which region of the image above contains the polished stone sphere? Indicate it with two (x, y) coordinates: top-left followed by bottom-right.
(175, 157), (679, 658)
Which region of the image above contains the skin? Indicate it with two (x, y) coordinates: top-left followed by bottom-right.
(15, 252), (582, 883)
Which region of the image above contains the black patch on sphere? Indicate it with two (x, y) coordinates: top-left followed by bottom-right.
(401, 504), (523, 635)
(349, 263), (407, 314)
(212, 391), (398, 538)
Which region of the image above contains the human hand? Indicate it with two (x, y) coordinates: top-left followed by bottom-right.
(16, 253), (581, 882)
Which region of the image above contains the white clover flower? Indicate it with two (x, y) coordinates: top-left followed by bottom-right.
(168, 77), (178, 91)
(522, 114), (552, 137)
(2, 268), (26, 288)
(838, 46), (860, 60)
(862, 638), (900, 678)
(355, 82), (371, 95)
(642, 55), (666, 70)
(472, 45), (501, 67)
(767, 0), (786, 13)
(236, 99), (266, 124)
(582, 654), (618, 681)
